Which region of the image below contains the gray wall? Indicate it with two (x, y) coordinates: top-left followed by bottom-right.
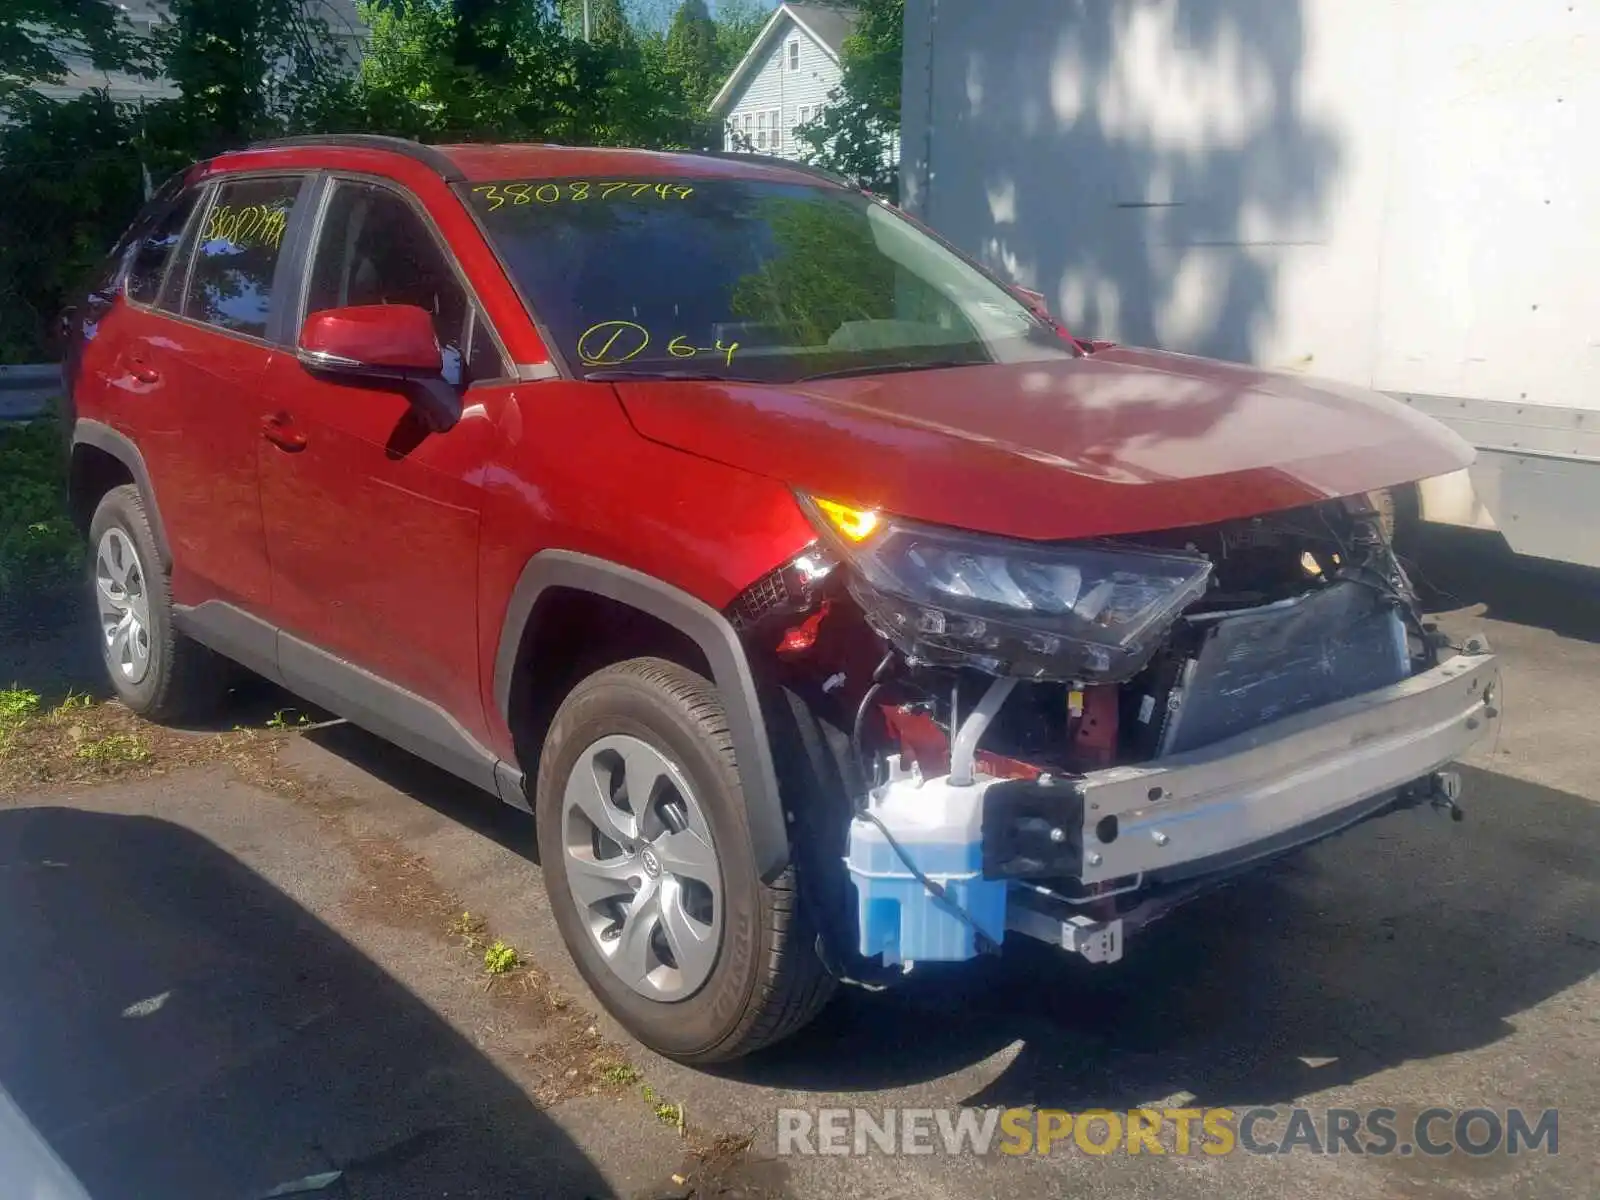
(900, 0), (1340, 368)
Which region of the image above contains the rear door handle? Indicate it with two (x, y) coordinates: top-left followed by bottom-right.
(261, 411), (307, 452)
(129, 361), (160, 385)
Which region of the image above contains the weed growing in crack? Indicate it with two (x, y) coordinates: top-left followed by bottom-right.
(484, 939), (520, 975)
(599, 1062), (641, 1087)
(75, 732), (151, 764)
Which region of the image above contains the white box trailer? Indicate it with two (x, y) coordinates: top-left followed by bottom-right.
(899, 0), (1600, 567)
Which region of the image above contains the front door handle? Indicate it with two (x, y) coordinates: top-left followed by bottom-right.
(129, 361), (160, 385)
(261, 411), (307, 453)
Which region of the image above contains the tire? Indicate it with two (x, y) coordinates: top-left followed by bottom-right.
(88, 484), (230, 722)
(535, 657), (835, 1063)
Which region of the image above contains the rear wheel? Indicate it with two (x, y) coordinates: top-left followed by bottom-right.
(536, 657), (834, 1063)
(88, 485), (229, 721)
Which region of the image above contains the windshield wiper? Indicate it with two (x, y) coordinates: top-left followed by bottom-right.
(795, 359), (985, 382)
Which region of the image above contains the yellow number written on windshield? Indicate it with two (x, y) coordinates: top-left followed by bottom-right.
(577, 321), (738, 368)
(472, 181), (695, 211)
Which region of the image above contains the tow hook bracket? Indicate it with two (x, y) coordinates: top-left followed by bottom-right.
(1430, 768), (1465, 821)
(1006, 885), (1125, 964)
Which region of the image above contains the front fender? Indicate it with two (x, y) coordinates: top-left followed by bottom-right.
(492, 549), (792, 880)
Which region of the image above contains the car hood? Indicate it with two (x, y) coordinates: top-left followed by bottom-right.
(611, 347), (1475, 541)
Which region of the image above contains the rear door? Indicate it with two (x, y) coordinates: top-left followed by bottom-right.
(258, 174), (511, 733)
(142, 173), (317, 613)
(62, 172), (191, 432)
(68, 178), (203, 484)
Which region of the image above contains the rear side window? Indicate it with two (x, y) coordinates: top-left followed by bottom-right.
(183, 176), (302, 338)
(124, 184), (201, 305)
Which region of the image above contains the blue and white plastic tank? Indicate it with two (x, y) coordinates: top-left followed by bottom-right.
(844, 755), (1008, 965)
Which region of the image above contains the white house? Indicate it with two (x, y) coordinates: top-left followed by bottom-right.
(709, 2), (858, 160)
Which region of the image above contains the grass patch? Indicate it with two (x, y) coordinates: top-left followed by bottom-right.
(0, 688), (284, 795)
(484, 939), (520, 975)
(598, 1062), (642, 1087)
(654, 1100), (687, 1134)
(0, 414), (80, 598)
(1, 685), (41, 728)
(53, 689), (93, 714)
(74, 731), (151, 764)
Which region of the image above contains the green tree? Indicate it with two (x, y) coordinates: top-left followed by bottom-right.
(624, 0), (678, 35)
(711, 0), (768, 71)
(796, 0), (902, 197)
(351, 0), (695, 147)
(558, 0), (634, 46)
(0, 0), (144, 108)
(664, 0), (717, 108)
(155, 0), (349, 153)
(0, 91), (143, 361)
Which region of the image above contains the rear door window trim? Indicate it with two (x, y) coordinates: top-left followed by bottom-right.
(143, 171), (318, 351)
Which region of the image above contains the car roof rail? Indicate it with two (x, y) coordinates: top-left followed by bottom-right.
(242, 134), (467, 183)
(682, 149), (853, 189)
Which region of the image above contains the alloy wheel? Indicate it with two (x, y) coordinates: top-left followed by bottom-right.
(561, 733), (723, 1001)
(94, 527), (152, 685)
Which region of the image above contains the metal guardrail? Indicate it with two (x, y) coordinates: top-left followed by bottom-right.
(0, 363), (59, 422)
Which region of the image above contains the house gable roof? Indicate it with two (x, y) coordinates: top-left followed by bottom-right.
(708, 2), (859, 115)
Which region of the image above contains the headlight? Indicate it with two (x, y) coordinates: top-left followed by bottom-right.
(801, 495), (1213, 681)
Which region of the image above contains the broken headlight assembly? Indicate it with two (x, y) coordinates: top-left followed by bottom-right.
(800, 494), (1214, 682)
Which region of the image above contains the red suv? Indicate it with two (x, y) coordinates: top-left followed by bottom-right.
(62, 135), (1499, 1063)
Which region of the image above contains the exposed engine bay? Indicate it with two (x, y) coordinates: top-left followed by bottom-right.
(740, 494), (1434, 777)
(890, 497), (1432, 775)
(731, 493), (1498, 976)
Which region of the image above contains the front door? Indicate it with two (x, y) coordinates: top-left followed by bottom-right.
(258, 176), (508, 735)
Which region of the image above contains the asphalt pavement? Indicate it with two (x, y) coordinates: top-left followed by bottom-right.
(2, 531), (1596, 1199)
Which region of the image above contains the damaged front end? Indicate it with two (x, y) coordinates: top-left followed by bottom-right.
(729, 493), (1501, 976)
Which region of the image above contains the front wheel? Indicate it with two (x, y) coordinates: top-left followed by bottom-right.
(535, 657), (834, 1063)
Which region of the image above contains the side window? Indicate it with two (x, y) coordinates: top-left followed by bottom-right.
(125, 184), (202, 305)
(305, 179), (478, 384)
(183, 176), (302, 338)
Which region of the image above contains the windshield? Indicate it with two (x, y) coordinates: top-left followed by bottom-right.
(461, 176), (1079, 382)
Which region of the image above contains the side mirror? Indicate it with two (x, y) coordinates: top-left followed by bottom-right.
(298, 304), (461, 433)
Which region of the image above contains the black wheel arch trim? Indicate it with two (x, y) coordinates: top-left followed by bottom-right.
(71, 419), (172, 570)
(493, 550), (791, 879)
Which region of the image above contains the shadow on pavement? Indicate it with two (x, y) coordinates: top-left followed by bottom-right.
(302, 720), (542, 866)
(1402, 525), (1600, 644)
(720, 762), (1600, 1110)
(0, 586), (104, 704)
(0, 589), (309, 734)
(0, 806), (609, 1200)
